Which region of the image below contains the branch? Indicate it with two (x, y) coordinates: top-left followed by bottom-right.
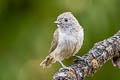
(53, 30), (120, 80)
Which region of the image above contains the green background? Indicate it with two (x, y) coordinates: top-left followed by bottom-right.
(0, 0), (120, 80)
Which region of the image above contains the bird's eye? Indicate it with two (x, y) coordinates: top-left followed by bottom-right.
(64, 18), (68, 22)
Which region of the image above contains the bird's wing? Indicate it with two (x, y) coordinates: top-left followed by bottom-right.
(49, 29), (59, 54)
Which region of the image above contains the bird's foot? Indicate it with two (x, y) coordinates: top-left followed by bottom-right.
(58, 60), (74, 71)
(76, 56), (91, 66)
(62, 66), (73, 71)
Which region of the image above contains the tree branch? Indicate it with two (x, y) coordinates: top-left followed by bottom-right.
(53, 30), (120, 80)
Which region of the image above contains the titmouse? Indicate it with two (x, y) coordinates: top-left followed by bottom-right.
(40, 12), (85, 69)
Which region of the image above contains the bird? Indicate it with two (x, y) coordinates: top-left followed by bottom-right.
(40, 12), (85, 69)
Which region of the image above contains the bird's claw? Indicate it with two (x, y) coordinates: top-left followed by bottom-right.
(76, 56), (91, 66)
(63, 66), (73, 71)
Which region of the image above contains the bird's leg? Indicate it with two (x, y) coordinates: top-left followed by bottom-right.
(76, 56), (91, 66)
(58, 60), (73, 70)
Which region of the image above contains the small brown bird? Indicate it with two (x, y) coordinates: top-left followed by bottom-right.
(40, 12), (84, 69)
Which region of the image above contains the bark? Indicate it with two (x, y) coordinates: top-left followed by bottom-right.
(53, 30), (120, 80)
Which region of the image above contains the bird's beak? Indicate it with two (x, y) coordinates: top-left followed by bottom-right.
(54, 21), (60, 24)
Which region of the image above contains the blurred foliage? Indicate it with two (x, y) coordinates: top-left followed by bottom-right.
(0, 0), (120, 80)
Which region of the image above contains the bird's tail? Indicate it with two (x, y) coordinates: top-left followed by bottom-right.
(40, 55), (56, 68)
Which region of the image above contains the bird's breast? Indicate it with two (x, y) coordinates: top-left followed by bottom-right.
(54, 28), (84, 61)
(59, 31), (77, 44)
(56, 32), (77, 59)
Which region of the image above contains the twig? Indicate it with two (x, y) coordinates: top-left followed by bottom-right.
(53, 30), (120, 80)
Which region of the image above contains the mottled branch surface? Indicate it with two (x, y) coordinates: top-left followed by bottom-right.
(53, 30), (120, 80)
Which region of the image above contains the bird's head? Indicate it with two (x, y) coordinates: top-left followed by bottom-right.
(54, 12), (80, 29)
